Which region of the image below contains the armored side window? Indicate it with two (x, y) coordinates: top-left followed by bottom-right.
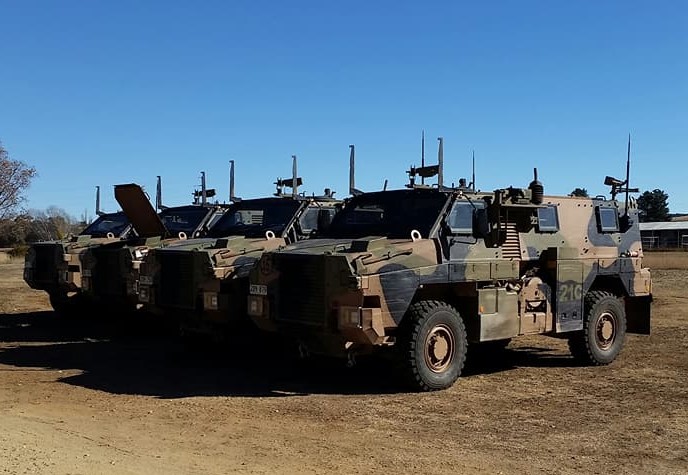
(596, 206), (620, 233)
(536, 205), (559, 233)
(299, 207), (337, 234)
(447, 201), (485, 235)
(299, 207), (319, 233)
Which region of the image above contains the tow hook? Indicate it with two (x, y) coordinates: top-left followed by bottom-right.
(298, 342), (310, 359)
(346, 352), (357, 368)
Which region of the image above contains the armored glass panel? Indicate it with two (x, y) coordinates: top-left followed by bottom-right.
(208, 198), (303, 238)
(447, 201), (484, 234)
(597, 207), (620, 232)
(81, 212), (130, 237)
(159, 207), (211, 235)
(299, 207), (319, 233)
(326, 190), (448, 239)
(537, 205), (559, 232)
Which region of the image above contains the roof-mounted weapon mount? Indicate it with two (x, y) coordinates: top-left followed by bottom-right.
(605, 134), (639, 230)
(605, 135), (639, 202)
(274, 155), (303, 197)
(407, 135), (444, 189)
(193, 171), (216, 205)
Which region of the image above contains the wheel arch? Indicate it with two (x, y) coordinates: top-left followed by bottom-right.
(407, 282), (480, 342)
(586, 275), (650, 334)
(587, 275), (628, 298)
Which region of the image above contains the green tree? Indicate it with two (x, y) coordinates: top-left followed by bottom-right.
(637, 189), (670, 222)
(0, 142), (37, 219)
(570, 188), (589, 197)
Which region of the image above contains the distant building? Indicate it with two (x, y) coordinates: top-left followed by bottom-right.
(640, 222), (688, 249)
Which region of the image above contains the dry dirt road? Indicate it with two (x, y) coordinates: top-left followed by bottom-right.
(0, 260), (687, 474)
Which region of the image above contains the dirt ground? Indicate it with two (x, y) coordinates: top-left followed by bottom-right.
(0, 260), (686, 475)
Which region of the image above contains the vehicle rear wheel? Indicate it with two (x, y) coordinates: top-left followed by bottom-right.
(568, 290), (627, 365)
(397, 300), (467, 391)
(48, 290), (87, 318)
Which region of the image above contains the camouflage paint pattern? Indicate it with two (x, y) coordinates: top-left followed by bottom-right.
(23, 213), (132, 300)
(138, 197), (340, 335)
(79, 204), (227, 310)
(248, 186), (652, 357)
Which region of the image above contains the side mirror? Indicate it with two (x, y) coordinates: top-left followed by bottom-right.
(475, 208), (490, 238)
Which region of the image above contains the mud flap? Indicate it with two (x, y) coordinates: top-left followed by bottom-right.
(626, 295), (652, 335)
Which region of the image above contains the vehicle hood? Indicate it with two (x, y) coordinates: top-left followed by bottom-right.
(115, 183), (168, 238)
(267, 236), (440, 276)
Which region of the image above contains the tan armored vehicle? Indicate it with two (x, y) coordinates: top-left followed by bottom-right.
(138, 156), (340, 339)
(248, 139), (652, 391)
(80, 178), (226, 313)
(23, 187), (133, 315)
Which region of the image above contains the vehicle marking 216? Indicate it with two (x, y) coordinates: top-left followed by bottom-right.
(558, 281), (582, 302)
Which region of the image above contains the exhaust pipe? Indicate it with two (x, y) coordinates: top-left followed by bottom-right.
(95, 186), (104, 216)
(291, 155), (298, 198)
(349, 145), (363, 195)
(229, 160), (239, 202)
(437, 137), (444, 188)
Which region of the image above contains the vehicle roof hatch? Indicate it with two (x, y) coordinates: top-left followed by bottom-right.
(114, 183), (168, 238)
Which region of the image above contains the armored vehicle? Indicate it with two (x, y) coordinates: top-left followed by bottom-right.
(80, 180), (226, 313)
(138, 156), (340, 339)
(24, 188), (133, 315)
(248, 139), (652, 391)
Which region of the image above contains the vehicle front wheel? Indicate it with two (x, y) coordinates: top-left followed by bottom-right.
(568, 290), (627, 365)
(397, 300), (467, 391)
(48, 290), (87, 319)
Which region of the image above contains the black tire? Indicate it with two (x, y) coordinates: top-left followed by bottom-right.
(568, 290), (627, 365)
(397, 300), (467, 391)
(49, 291), (82, 318)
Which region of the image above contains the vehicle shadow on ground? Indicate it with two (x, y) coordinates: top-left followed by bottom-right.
(0, 311), (581, 398)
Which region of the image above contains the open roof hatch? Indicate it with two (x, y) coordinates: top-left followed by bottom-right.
(114, 183), (168, 238)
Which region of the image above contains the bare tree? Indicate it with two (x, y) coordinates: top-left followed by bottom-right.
(0, 142), (37, 219)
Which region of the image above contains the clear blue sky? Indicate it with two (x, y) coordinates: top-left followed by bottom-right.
(1, 1), (687, 218)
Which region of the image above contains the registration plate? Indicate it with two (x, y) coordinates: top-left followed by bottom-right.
(249, 284), (268, 296)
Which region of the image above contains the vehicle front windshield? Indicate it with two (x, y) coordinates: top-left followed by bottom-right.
(159, 206), (211, 235)
(207, 198), (302, 238)
(80, 213), (130, 237)
(325, 190), (449, 239)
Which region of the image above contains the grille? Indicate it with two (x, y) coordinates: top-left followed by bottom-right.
(158, 252), (197, 309)
(276, 255), (326, 326)
(92, 248), (126, 296)
(502, 222), (522, 260)
(33, 244), (60, 283)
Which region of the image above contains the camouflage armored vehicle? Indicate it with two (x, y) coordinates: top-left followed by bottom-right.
(248, 139), (652, 391)
(137, 156), (340, 339)
(80, 179), (226, 313)
(23, 187), (133, 315)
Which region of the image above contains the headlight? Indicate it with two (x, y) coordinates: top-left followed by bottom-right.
(139, 285), (150, 302)
(203, 292), (219, 310)
(338, 307), (362, 328)
(247, 295), (264, 316)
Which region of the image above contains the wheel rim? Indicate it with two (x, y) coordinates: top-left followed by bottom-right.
(424, 324), (455, 373)
(595, 311), (617, 350)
